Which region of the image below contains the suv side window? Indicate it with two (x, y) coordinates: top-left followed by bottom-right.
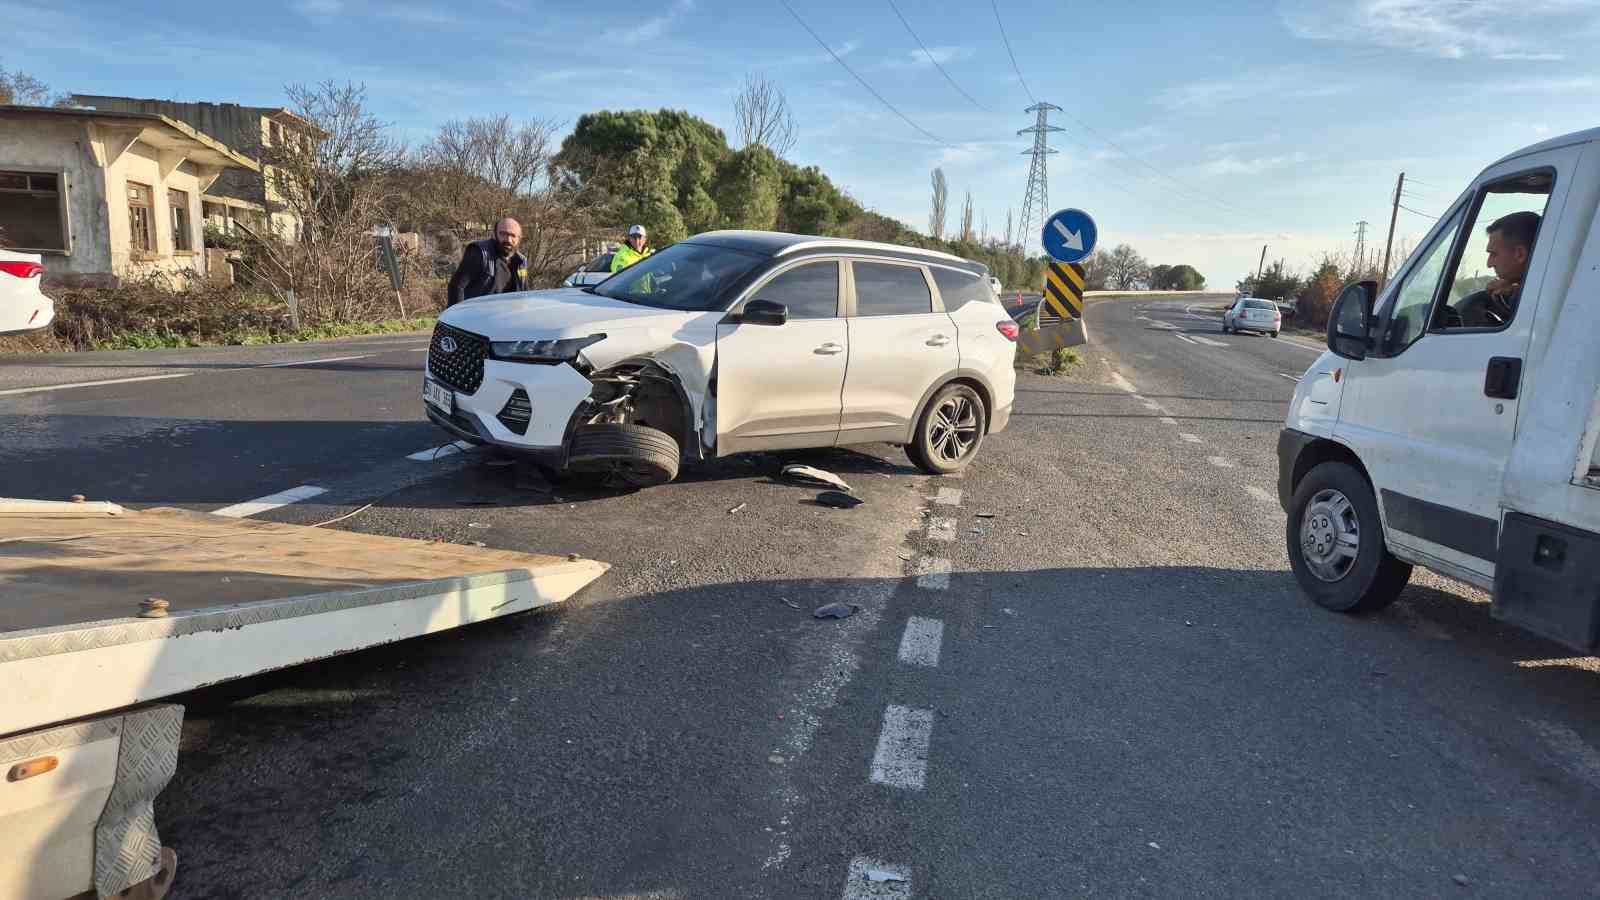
(930, 267), (991, 311)
(1378, 209), (1463, 354)
(853, 261), (932, 316)
(749, 261), (840, 319)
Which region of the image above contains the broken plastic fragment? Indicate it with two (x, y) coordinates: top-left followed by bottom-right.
(813, 602), (861, 619)
(866, 869), (908, 883)
(816, 491), (864, 509)
(781, 464), (851, 492)
(728, 502), (748, 514)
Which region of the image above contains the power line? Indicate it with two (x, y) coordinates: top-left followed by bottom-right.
(991, 0), (1036, 104)
(777, 0), (954, 146)
(887, 0), (989, 112)
(1398, 203), (1438, 220)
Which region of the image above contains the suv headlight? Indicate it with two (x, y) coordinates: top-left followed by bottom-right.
(490, 334), (606, 363)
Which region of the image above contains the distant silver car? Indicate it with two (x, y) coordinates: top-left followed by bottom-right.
(0, 249), (53, 335)
(1223, 296), (1281, 337)
(561, 250), (616, 288)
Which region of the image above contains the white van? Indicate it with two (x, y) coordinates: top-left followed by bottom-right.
(1279, 125), (1600, 652)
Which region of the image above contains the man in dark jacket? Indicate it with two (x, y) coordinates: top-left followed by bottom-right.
(446, 218), (526, 306)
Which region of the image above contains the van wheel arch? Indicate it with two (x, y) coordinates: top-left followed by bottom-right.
(1292, 438), (1373, 497)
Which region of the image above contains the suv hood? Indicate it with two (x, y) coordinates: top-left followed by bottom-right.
(439, 288), (706, 340)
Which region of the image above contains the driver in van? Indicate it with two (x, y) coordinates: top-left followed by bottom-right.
(1455, 211), (1540, 327)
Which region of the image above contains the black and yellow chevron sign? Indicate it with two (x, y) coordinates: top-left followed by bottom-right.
(1043, 261), (1086, 320)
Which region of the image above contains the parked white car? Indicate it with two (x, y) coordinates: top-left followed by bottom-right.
(424, 230), (1019, 486)
(561, 250), (616, 288)
(0, 249), (53, 336)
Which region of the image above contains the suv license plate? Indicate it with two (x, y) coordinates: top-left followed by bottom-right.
(423, 378), (453, 413)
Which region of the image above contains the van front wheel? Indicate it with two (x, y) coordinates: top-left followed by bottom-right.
(1286, 461), (1412, 613)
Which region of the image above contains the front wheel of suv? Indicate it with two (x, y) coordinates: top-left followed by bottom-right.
(907, 383), (987, 475)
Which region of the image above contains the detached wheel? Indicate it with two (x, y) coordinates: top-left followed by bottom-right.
(1271, 330), (1281, 338)
(1286, 461), (1412, 613)
(908, 383), (986, 475)
(567, 424), (680, 488)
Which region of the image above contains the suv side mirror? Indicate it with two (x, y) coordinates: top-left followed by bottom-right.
(1327, 280), (1376, 361)
(738, 298), (788, 326)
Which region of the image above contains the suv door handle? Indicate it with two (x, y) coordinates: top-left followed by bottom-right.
(925, 335), (951, 347)
(814, 342), (844, 355)
(1485, 356), (1522, 399)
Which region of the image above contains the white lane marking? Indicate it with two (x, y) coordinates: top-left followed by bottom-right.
(1142, 402), (1164, 413)
(926, 517), (957, 542)
(933, 487), (963, 506)
(1277, 339), (1324, 353)
(407, 440), (474, 461)
(843, 857), (912, 899)
(1191, 335), (1229, 348)
(897, 617), (945, 668)
(409, 347), (430, 352)
(1178, 433), (1203, 443)
(1278, 373), (1302, 382)
(913, 557), (951, 590)
(1159, 417), (1179, 426)
(870, 705), (933, 790)
(1131, 393), (1146, 401)
(1109, 371), (1138, 393)
(1244, 485), (1277, 504)
(256, 354), (372, 368)
(1173, 333), (1199, 345)
(1526, 719), (1600, 791)
(1207, 456), (1236, 468)
(212, 484), (327, 518)
(0, 372), (191, 397)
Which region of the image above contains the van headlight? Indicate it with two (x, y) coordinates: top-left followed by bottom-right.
(489, 334), (606, 363)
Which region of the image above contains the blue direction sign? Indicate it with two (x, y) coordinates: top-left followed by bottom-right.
(1041, 208), (1097, 264)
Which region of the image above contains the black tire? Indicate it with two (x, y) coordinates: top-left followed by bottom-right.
(567, 423), (680, 488)
(1222, 322), (1231, 333)
(907, 383), (986, 475)
(1271, 331), (1280, 338)
(1286, 461), (1412, 613)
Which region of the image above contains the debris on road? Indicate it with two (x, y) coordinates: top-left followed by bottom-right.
(1453, 875), (1471, 887)
(468, 522), (490, 529)
(813, 602), (862, 619)
(1148, 842), (1162, 850)
(781, 464), (851, 492)
(816, 491), (864, 509)
(779, 597), (801, 610)
(898, 551), (913, 561)
(728, 502), (748, 514)
(866, 869), (909, 884)
(976, 512), (997, 518)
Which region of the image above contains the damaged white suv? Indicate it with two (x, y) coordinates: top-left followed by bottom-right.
(423, 230), (1018, 487)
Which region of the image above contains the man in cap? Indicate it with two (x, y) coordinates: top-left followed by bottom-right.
(609, 224), (653, 273)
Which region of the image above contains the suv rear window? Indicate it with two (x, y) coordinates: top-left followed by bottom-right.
(930, 267), (993, 311)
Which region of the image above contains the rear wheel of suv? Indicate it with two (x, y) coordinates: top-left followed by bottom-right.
(908, 383), (986, 475)
(567, 424), (680, 488)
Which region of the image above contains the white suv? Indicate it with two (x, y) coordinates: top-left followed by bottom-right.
(424, 230), (1019, 486)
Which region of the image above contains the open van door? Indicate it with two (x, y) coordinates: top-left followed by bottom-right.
(1332, 145), (1582, 585)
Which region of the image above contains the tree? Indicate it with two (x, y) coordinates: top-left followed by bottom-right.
(1150, 263), (1205, 290)
(1104, 243), (1151, 290)
(732, 73), (796, 157)
(0, 63), (64, 106)
(1079, 249), (1110, 290)
(929, 168), (948, 241)
(1237, 260), (1302, 302)
(958, 190), (974, 244)
(713, 144), (781, 231)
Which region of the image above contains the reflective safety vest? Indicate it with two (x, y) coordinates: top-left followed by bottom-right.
(610, 243), (653, 272)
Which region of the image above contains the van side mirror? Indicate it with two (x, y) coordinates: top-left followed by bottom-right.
(736, 298), (788, 326)
(1327, 281), (1376, 361)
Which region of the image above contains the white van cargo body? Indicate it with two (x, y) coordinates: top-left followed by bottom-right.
(1278, 125), (1600, 652)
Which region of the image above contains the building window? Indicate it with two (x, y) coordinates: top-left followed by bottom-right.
(270, 121), (284, 147)
(0, 169), (68, 252)
(169, 188), (192, 252)
(128, 182), (156, 255)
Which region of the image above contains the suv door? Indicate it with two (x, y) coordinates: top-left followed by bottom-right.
(715, 259), (848, 454)
(1335, 151), (1577, 579)
(839, 259), (959, 445)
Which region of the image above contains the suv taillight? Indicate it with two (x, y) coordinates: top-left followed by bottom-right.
(996, 320), (1019, 341)
(0, 261), (43, 279)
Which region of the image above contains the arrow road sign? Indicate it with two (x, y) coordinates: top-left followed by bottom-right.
(1041, 208), (1097, 264)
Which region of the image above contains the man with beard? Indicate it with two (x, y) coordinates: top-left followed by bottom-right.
(447, 217), (526, 306)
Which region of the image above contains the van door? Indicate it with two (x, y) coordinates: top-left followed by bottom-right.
(1335, 147), (1581, 580)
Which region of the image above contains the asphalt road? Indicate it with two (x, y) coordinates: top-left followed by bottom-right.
(4, 301), (1598, 898)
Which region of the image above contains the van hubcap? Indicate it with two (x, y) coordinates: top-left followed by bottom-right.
(1301, 489), (1360, 582)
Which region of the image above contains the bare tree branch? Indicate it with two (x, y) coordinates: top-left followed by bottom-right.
(733, 73), (797, 157)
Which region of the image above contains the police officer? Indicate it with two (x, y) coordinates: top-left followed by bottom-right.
(609, 224), (653, 273)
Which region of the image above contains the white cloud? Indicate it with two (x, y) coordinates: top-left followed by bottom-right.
(775, 40), (859, 68)
(602, 0), (694, 46)
(1200, 151), (1313, 176)
(292, 0), (344, 16)
(1482, 76), (1598, 94)
(1157, 68), (1352, 112)
(878, 46), (972, 70)
(1280, 0), (1593, 60)
(1532, 123), (1553, 136)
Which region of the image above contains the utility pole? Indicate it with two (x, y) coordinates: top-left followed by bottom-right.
(1380, 172), (1405, 287)
(1354, 220), (1369, 273)
(1017, 102), (1063, 253)
(1257, 244), (1268, 281)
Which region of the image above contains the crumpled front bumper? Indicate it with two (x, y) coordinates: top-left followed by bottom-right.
(424, 358), (594, 457)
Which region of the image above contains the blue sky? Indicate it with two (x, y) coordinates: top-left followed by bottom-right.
(6, 0), (1597, 286)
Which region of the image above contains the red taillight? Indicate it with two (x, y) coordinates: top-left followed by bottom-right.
(996, 320), (1019, 341)
(0, 261), (43, 279)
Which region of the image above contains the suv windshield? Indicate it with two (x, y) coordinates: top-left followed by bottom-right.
(592, 241), (766, 311)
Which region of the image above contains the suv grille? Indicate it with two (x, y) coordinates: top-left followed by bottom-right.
(429, 323), (488, 395)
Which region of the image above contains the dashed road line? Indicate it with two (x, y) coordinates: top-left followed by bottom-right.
(407, 440), (475, 461)
(897, 617), (945, 668)
(870, 705), (934, 790)
(1109, 372), (1138, 393)
(1244, 485), (1277, 503)
(212, 484), (328, 518)
(913, 557), (951, 590)
(1159, 417), (1179, 426)
(933, 487), (963, 506)
(1178, 433), (1203, 444)
(0, 372), (192, 397)
(1173, 333), (1199, 345)
(1207, 456), (1236, 468)
(842, 857), (912, 899)
(926, 517), (957, 542)
(1191, 335), (1228, 348)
